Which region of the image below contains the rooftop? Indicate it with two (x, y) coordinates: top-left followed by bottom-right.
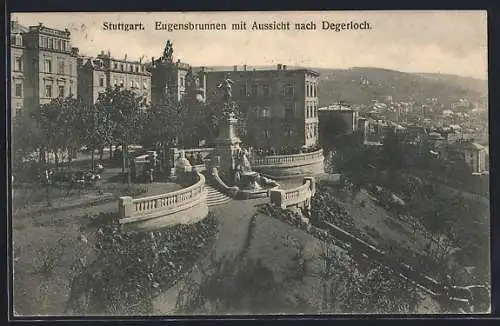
(318, 104), (353, 112)
(448, 140), (485, 151)
(205, 64), (319, 76)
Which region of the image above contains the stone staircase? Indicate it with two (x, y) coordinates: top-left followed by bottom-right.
(205, 185), (232, 207)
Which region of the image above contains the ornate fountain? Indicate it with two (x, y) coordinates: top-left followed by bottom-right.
(208, 74), (279, 198)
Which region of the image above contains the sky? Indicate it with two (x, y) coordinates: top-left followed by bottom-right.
(12, 11), (488, 80)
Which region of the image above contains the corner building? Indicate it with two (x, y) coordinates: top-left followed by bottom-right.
(10, 21), (28, 117)
(22, 23), (78, 109)
(150, 58), (207, 104)
(78, 51), (151, 104)
(206, 65), (320, 150)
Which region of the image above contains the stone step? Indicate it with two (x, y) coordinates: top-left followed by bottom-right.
(207, 197), (232, 207)
(205, 185), (232, 207)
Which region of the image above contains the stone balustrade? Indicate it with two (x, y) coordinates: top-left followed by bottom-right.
(270, 177), (316, 210)
(119, 172), (209, 230)
(252, 149), (324, 167)
(251, 149), (325, 179)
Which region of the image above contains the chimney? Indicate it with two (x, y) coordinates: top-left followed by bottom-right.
(233, 65), (238, 71)
(243, 64), (247, 71)
(277, 64), (282, 70)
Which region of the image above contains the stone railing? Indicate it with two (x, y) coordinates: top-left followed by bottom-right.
(270, 177), (316, 210)
(252, 149), (324, 167)
(251, 149), (325, 179)
(119, 172), (208, 228)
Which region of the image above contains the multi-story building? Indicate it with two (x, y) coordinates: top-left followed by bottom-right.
(150, 57), (207, 105)
(318, 104), (359, 137)
(10, 20), (28, 117)
(206, 64), (320, 150)
(439, 139), (488, 174)
(78, 51), (151, 104)
(22, 23), (79, 109)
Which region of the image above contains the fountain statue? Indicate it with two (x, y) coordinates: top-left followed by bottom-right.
(217, 73), (236, 117)
(210, 75), (279, 197)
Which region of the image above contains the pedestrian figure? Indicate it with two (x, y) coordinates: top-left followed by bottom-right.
(43, 169), (52, 206)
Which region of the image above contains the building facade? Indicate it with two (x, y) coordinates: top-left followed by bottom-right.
(206, 64), (320, 150)
(78, 52), (151, 104)
(150, 58), (207, 105)
(22, 23), (79, 109)
(10, 21), (28, 117)
(318, 104), (359, 137)
(439, 140), (488, 174)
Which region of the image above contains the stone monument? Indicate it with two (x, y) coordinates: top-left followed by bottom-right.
(212, 74), (242, 184)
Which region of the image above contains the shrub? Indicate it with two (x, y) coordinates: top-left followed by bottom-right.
(66, 212), (219, 315)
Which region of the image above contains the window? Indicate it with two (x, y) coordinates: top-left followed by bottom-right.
(120, 64), (124, 71)
(58, 60), (65, 74)
(136, 66), (139, 72)
(58, 85), (65, 98)
(130, 80), (135, 88)
(285, 103), (294, 118)
(306, 83), (310, 97)
(240, 83), (248, 97)
(263, 130), (271, 138)
(180, 77), (184, 87)
(58, 39), (63, 50)
(69, 84), (73, 96)
(15, 57), (22, 71)
(312, 84), (316, 97)
(15, 83), (22, 97)
(120, 80), (124, 87)
(15, 34), (22, 46)
(262, 84), (270, 97)
(284, 82), (294, 98)
(44, 59), (52, 73)
(113, 80), (117, 86)
(48, 38), (53, 49)
(114, 63), (118, 69)
(99, 77), (104, 87)
(285, 129), (294, 137)
(130, 65), (134, 72)
(44, 84), (52, 98)
(41, 36), (47, 48)
(261, 107), (270, 118)
(251, 84), (258, 97)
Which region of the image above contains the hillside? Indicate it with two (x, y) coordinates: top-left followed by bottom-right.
(314, 67), (487, 107)
(203, 65), (487, 108)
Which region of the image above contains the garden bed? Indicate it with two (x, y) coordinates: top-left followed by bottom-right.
(65, 212), (220, 315)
